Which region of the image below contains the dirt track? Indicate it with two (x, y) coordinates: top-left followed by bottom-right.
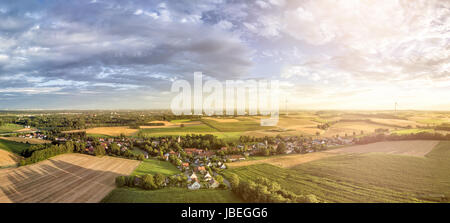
(0, 153), (139, 203)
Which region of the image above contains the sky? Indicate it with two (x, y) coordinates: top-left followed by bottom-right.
(0, 0), (449, 110)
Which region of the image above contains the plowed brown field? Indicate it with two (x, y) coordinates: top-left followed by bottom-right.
(0, 153), (139, 203)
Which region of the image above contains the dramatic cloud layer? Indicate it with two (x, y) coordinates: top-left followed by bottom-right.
(0, 0), (448, 110)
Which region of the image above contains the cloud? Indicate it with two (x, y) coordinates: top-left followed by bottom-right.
(0, 0), (448, 110)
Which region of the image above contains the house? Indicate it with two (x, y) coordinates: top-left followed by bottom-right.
(188, 181), (201, 190)
(209, 179), (219, 189)
(204, 172), (212, 181)
(220, 164), (227, 169)
(195, 166), (206, 173)
(228, 155), (245, 162)
(185, 148), (204, 156)
(188, 172), (198, 182)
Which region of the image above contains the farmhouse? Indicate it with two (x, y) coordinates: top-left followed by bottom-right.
(188, 181), (201, 190)
(204, 172), (212, 181)
(209, 179), (219, 188)
(184, 148), (204, 156)
(188, 172), (198, 182)
(228, 155), (246, 162)
(195, 166), (206, 173)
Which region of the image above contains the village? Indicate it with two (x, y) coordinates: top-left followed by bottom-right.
(14, 130), (357, 190)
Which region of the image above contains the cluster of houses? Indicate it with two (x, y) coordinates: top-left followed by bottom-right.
(186, 171), (220, 190)
(18, 132), (48, 140)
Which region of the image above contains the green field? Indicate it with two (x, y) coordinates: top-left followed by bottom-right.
(201, 118), (271, 132)
(170, 119), (192, 123)
(101, 187), (243, 203)
(139, 124), (217, 134)
(0, 124), (23, 133)
(0, 138), (31, 155)
(224, 141), (450, 203)
(392, 128), (434, 135)
(132, 158), (181, 176)
(138, 124), (242, 141)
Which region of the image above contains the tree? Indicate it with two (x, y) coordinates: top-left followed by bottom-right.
(115, 176), (126, 187)
(229, 173), (240, 191)
(215, 175), (224, 184)
(142, 174), (157, 190)
(94, 145), (106, 156)
(154, 173), (166, 188)
(277, 142), (287, 154)
(138, 154), (145, 161)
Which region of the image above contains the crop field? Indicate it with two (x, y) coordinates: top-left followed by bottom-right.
(224, 141), (450, 203)
(327, 140), (439, 157)
(0, 153), (140, 203)
(0, 124), (24, 133)
(102, 187), (243, 203)
(0, 138), (30, 167)
(201, 117), (272, 132)
(227, 152), (334, 168)
(0, 150), (20, 168)
(322, 121), (397, 137)
(0, 137), (51, 144)
(370, 118), (419, 128)
(0, 138), (31, 154)
(85, 126), (139, 136)
(141, 120), (202, 129)
(132, 158), (181, 176)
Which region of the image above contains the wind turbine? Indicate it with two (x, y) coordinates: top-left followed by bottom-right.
(395, 102), (398, 113)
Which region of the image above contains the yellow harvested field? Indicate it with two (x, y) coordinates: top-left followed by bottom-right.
(204, 117), (239, 123)
(0, 137), (51, 144)
(370, 118), (419, 128)
(85, 127), (138, 136)
(227, 152), (334, 168)
(14, 128), (35, 133)
(140, 120), (202, 129)
(0, 153), (140, 203)
(322, 121), (396, 137)
(228, 140), (440, 168)
(0, 150), (20, 167)
(326, 140), (439, 157)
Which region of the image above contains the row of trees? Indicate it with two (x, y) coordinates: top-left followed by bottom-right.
(116, 173), (167, 190)
(229, 174), (319, 203)
(20, 142), (75, 165)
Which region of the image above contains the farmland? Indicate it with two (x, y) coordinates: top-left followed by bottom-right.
(85, 126), (139, 136)
(0, 153), (140, 203)
(224, 141), (450, 202)
(0, 137), (51, 145)
(102, 187), (242, 203)
(0, 124), (24, 134)
(327, 140), (439, 157)
(0, 150), (20, 168)
(132, 158), (181, 176)
(0, 138), (31, 155)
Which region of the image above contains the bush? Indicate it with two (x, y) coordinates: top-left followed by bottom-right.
(305, 194), (319, 203)
(233, 177), (319, 203)
(228, 173), (240, 191)
(142, 174), (157, 190)
(115, 176), (126, 187)
(125, 176), (135, 187)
